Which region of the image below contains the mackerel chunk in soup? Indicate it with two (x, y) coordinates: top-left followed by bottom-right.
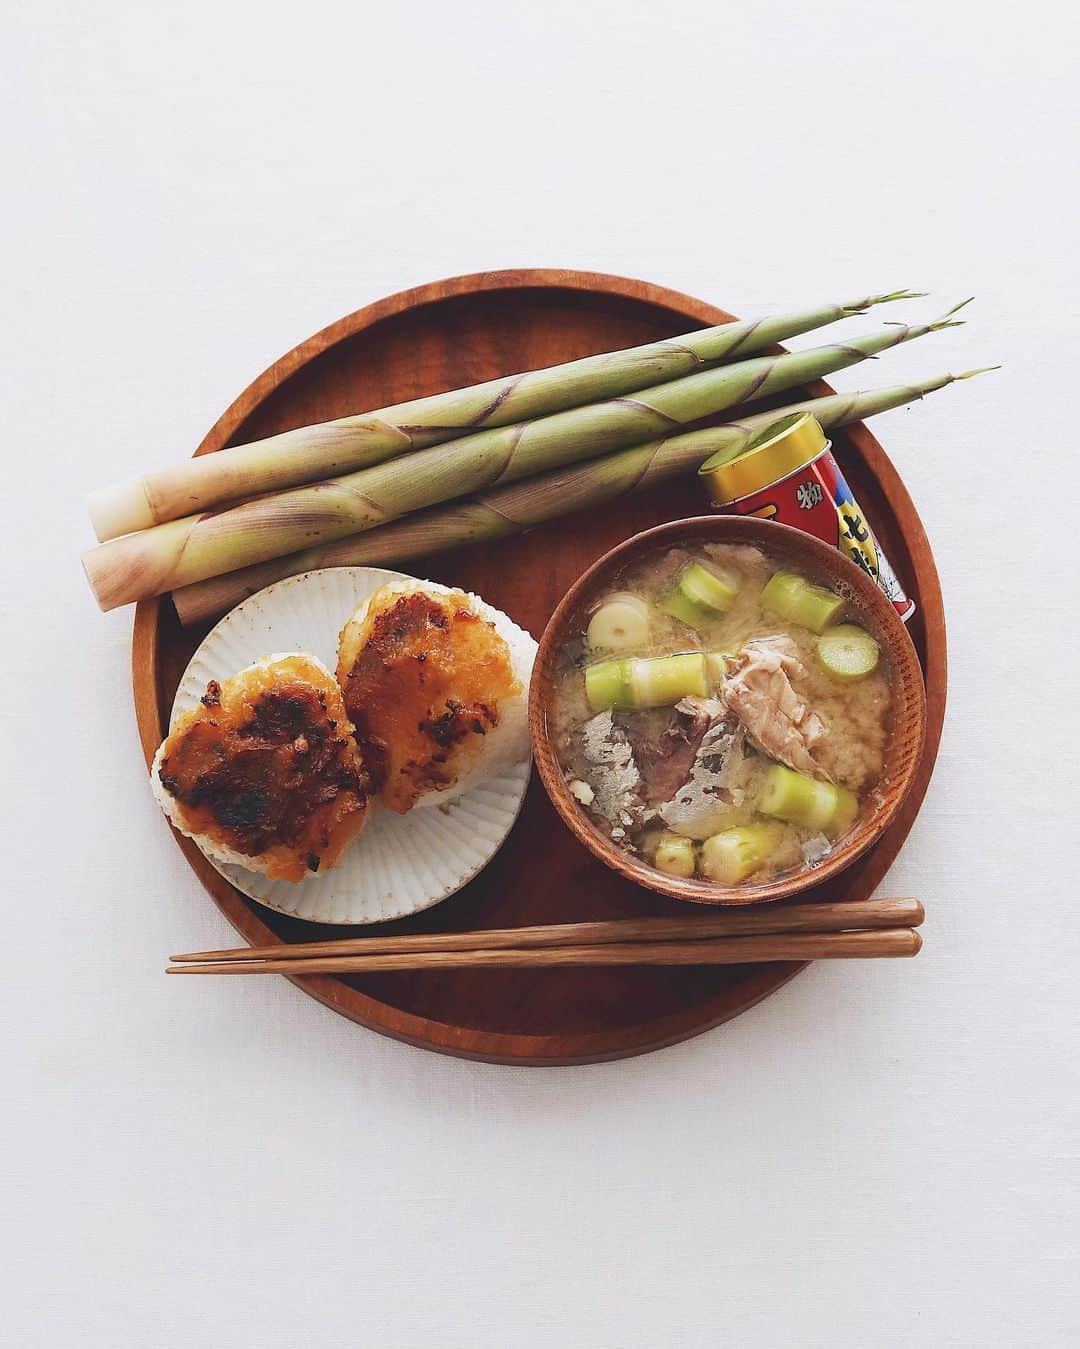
(550, 542), (893, 887)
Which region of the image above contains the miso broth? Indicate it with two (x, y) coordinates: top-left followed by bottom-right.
(551, 542), (893, 887)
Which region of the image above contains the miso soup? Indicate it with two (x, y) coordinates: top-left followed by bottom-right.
(550, 542), (893, 887)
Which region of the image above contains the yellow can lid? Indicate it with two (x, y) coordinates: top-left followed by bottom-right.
(699, 411), (828, 506)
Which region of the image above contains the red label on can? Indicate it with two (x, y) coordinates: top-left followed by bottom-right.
(722, 448), (915, 620)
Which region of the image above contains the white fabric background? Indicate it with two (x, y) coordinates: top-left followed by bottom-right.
(2, 3), (1077, 1346)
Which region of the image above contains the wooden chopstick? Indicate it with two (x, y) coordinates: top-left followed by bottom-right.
(166, 901), (916, 976)
(170, 897), (923, 965)
(168, 927), (921, 974)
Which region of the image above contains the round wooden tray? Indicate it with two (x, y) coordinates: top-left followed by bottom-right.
(133, 269), (946, 1066)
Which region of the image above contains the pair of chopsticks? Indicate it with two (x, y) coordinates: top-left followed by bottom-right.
(167, 897), (923, 976)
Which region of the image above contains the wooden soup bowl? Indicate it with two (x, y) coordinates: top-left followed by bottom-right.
(528, 515), (927, 907)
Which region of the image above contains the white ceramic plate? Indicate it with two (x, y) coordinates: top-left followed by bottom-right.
(167, 567), (536, 925)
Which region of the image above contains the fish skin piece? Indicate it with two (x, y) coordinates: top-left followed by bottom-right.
(579, 710), (644, 831)
(658, 705), (747, 841)
(618, 697), (726, 807)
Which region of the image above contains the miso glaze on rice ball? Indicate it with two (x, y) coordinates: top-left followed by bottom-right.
(151, 653), (373, 882)
(336, 579), (533, 813)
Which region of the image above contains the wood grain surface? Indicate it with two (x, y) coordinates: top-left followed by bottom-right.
(132, 269), (947, 1065)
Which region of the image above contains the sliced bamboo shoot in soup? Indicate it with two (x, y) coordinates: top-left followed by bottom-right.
(551, 541), (893, 887)
(586, 593), (651, 654)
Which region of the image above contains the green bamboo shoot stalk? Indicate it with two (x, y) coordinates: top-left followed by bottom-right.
(585, 653), (709, 712)
(661, 561), (738, 629)
(816, 625), (880, 680)
(760, 571), (845, 633)
(757, 764), (858, 836)
(700, 824), (782, 886)
(654, 833), (696, 879)
(173, 366), (993, 627)
(87, 290), (921, 540)
(83, 305), (969, 612)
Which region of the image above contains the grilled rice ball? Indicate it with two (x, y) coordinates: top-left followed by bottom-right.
(336, 579), (533, 813)
(151, 653), (373, 882)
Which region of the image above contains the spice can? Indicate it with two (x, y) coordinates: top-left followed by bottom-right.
(699, 412), (915, 621)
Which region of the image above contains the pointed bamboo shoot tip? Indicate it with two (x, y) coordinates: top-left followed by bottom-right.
(87, 479), (154, 541)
